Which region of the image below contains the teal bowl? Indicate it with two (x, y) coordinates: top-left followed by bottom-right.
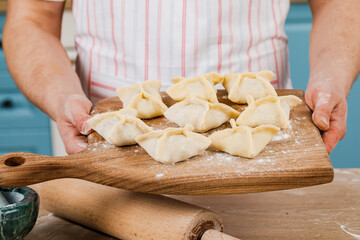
(0, 187), (39, 240)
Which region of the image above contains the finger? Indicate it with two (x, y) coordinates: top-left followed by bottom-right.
(312, 92), (335, 131)
(304, 89), (315, 110)
(64, 95), (93, 134)
(64, 131), (88, 154)
(321, 102), (347, 154)
(80, 117), (94, 135)
(70, 105), (92, 133)
(322, 126), (343, 154)
(58, 121), (88, 154)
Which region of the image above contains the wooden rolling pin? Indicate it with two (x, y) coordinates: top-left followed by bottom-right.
(32, 179), (240, 240)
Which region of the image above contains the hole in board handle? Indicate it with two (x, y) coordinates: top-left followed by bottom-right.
(4, 157), (26, 167)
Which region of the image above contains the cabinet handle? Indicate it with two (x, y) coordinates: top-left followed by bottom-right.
(1, 99), (14, 109)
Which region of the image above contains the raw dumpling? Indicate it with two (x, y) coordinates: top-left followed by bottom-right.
(117, 80), (168, 119)
(135, 125), (211, 164)
(202, 72), (224, 85)
(164, 98), (240, 132)
(223, 70), (277, 104)
(87, 108), (153, 146)
(166, 73), (223, 103)
(236, 95), (302, 128)
(209, 119), (280, 158)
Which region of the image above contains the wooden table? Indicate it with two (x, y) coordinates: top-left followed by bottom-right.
(25, 169), (360, 240)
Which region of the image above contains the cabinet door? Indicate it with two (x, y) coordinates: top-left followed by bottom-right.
(0, 92), (50, 129)
(0, 129), (52, 156)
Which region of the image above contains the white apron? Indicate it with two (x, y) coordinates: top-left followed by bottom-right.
(59, 0), (292, 102)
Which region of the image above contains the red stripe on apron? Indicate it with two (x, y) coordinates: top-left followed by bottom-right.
(271, 0), (280, 88)
(277, 0), (285, 88)
(91, 81), (117, 92)
(144, 0), (150, 80)
(246, 0), (253, 72)
(87, 1), (95, 97)
(256, 0), (262, 70)
(157, 0), (162, 80)
(181, 0), (187, 77)
(194, 0), (199, 75)
(228, 0), (233, 72)
(93, 0), (102, 71)
(75, 1), (82, 58)
(217, 0), (222, 73)
(110, 0), (119, 77)
(121, 0), (127, 79)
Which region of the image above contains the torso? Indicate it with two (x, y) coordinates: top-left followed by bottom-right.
(72, 0), (291, 103)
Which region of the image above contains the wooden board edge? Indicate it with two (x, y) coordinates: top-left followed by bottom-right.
(88, 166), (334, 196)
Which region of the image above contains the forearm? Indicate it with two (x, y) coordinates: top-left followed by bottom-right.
(308, 0), (360, 96)
(305, 0), (360, 153)
(3, 1), (85, 121)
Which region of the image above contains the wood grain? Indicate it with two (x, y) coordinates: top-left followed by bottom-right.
(201, 230), (241, 240)
(26, 169), (359, 240)
(31, 179), (227, 240)
(0, 90), (333, 195)
(174, 169), (360, 240)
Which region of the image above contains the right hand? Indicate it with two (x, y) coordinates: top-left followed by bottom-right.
(56, 94), (93, 154)
(305, 82), (348, 154)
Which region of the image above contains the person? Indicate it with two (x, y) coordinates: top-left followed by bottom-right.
(3, 0), (360, 155)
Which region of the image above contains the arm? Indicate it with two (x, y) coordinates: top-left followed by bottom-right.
(306, 0), (360, 153)
(3, 0), (92, 154)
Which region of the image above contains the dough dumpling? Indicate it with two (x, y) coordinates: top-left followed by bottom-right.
(209, 119), (280, 158)
(223, 70), (277, 104)
(117, 80), (168, 119)
(166, 73), (223, 103)
(236, 95), (302, 128)
(164, 98), (240, 132)
(87, 108), (153, 146)
(135, 125), (211, 164)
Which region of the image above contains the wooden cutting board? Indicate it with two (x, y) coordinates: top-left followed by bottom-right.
(0, 90), (333, 195)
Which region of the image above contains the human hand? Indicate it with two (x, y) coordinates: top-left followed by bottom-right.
(305, 84), (347, 154)
(56, 94), (93, 154)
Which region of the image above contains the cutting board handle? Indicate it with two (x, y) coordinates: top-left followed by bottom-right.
(0, 151), (85, 187)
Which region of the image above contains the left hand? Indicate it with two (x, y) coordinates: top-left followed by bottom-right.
(56, 94), (94, 154)
(305, 83), (347, 154)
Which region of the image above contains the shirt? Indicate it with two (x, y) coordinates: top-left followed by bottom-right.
(51, 0), (292, 103)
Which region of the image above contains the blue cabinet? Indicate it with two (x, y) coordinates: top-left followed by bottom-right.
(0, 14), (52, 156)
(0, 129), (51, 156)
(285, 3), (360, 167)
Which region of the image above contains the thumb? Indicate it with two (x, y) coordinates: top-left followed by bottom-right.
(64, 95), (93, 135)
(311, 92), (335, 131)
(77, 114), (93, 135)
(72, 106), (93, 135)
